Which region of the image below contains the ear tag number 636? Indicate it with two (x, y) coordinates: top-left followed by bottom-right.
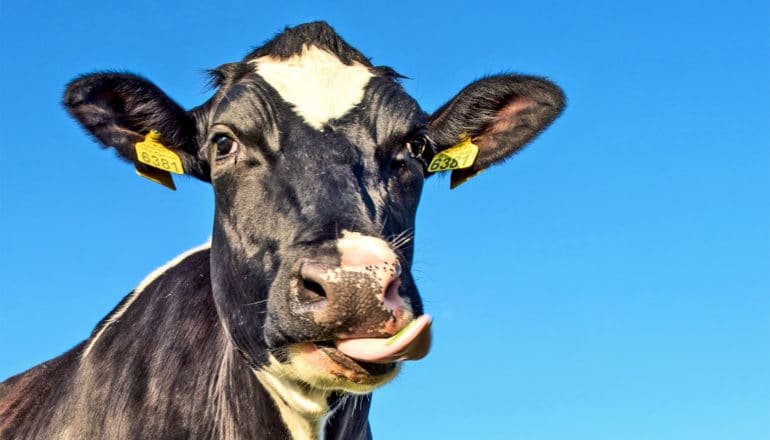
(428, 138), (479, 172)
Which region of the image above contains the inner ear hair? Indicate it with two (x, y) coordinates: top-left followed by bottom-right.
(473, 89), (560, 169)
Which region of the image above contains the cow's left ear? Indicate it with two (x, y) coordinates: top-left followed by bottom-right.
(427, 75), (564, 188)
(63, 73), (210, 182)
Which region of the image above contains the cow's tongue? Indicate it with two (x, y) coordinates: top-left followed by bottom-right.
(334, 315), (432, 364)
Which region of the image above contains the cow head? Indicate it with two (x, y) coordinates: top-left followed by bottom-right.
(64, 22), (563, 398)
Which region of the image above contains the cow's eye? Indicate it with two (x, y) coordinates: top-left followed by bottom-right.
(212, 134), (238, 158)
(407, 136), (427, 157)
(406, 135), (432, 168)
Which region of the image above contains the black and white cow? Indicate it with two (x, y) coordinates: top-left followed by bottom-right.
(0, 22), (564, 439)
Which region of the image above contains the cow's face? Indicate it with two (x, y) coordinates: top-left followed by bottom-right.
(202, 45), (431, 390)
(64, 22), (564, 395)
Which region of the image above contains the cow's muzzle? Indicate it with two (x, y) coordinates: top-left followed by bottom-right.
(282, 232), (431, 385)
(295, 258), (408, 333)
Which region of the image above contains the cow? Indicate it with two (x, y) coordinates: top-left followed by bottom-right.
(0, 22), (564, 440)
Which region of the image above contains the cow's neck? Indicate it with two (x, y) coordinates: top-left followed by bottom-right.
(208, 244), (371, 440)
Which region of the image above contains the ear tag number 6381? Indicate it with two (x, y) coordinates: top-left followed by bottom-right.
(135, 130), (184, 175)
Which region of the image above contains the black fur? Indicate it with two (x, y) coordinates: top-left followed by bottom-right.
(2, 21), (564, 439)
(246, 21), (373, 66)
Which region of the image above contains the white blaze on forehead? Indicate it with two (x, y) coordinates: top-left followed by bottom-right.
(251, 45), (374, 130)
(337, 230), (399, 268)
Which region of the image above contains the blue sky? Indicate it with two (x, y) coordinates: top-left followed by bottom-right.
(1, 0), (768, 438)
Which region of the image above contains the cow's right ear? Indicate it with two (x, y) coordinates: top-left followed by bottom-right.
(63, 73), (210, 182)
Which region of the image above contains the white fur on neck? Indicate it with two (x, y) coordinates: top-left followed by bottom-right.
(254, 355), (332, 440)
(251, 45), (374, 130)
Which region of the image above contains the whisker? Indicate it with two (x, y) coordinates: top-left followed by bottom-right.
(388, 228), (414, 251)
(387, 229), (406, 246)
(379, 217), (388, 237)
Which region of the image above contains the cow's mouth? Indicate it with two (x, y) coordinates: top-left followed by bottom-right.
(295, 315), (432, 384)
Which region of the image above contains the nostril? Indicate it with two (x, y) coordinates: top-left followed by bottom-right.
(382, 277), (404, 313)
(302, 278), (327, 299)
(298, 261), (331, 305)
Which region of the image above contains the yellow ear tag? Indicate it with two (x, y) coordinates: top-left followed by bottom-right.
(135, 130), (185, 174)
(450, 168), (485, 190)
(427, 137), (479, 173)
(133, 130), (184, 190)
(135, 166), (177, 190)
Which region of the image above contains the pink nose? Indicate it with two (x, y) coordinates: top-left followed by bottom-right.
(293, 232), (411, 336)
(336, 231), (401, 269)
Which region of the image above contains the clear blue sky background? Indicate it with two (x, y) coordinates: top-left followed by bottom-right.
(1, 1), (768, 438)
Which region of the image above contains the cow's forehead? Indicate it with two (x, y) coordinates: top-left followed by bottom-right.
(251, 45), (375, 130)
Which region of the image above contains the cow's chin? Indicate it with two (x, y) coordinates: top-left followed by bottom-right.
(285, 341), (400, 393)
